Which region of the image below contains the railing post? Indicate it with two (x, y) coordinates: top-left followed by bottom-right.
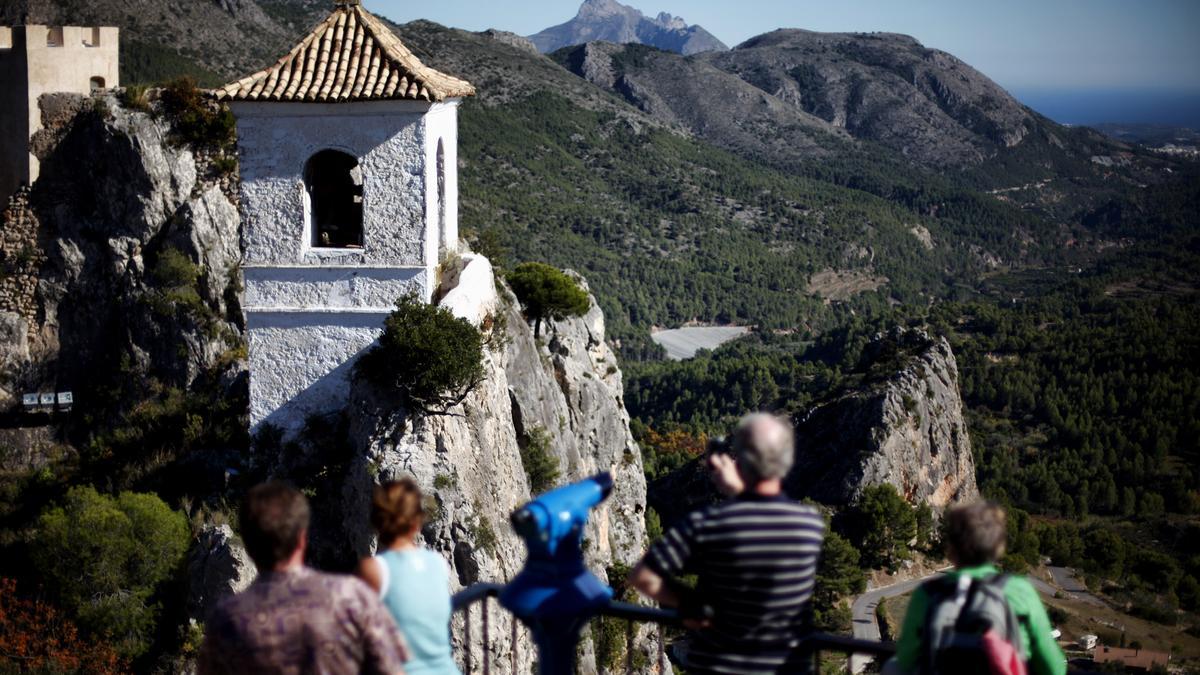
(511, 613), (518, 675)
(625, 620), (634, 675)
(656, 625), (664, 674)
(483, 597), (491, 675)
(465, 602), (472, 675)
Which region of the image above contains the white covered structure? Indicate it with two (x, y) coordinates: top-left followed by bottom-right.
(217, 0), (474, 435)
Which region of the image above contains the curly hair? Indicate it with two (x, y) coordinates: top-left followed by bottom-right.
(371, 478), (425, 544)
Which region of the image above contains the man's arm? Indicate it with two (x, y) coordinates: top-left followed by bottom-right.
(891, 586), (929, 673)
(1009, 579), (1067, 675)
(628, 561), (681, 607)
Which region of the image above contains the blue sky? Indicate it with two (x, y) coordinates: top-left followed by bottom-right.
(367, 0), (1200, 93)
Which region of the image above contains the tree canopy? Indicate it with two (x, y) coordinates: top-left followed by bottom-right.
(31, 486), (189, 659)
(506, 262), (590, 337)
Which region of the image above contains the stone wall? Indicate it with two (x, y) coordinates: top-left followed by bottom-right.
(0, 186), (42, 321)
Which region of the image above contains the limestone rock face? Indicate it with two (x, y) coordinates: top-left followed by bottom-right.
(187, 524), (256, 622)
(786, 329), (979, 508)
(650, 329), (978, 524)
(0, 93), (244, 473)
(335, 262), (655, 674)
(529, 0), (728, 55)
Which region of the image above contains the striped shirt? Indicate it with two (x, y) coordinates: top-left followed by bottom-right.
(643, 493), (825, 674)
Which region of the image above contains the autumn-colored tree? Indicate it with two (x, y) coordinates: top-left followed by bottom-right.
(639, 427), (707, 480)
(0, 578), (126, 674)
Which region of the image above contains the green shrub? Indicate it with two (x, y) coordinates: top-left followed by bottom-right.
(506, 262), (590, 337)
(119, 84), (150, 112)
(144, 247), (213, 328)
(356, 293), (485, 412)
(159, 76), (235, 151)
(31, 486), (189, 658)
(520, 425), (560, 495)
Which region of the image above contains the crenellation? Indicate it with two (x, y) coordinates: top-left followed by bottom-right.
(0, 24), (118, 203)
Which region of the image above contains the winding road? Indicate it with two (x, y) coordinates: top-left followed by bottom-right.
(847, 566), (1100, 673)
(849, 573), (944, 674)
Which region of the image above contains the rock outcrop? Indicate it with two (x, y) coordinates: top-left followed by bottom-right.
(786, 329), (978, 507)
(530, 0), (727, 55)
(336, 258), (657, 674)
(187, 524), (256, 622)
(0, 92), (245, 481)
(650, 329), (978, 524)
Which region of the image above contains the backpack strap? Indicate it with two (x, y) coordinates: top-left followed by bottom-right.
(920, 574), (972, 674)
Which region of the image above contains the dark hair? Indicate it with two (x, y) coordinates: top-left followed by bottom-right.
(241, 482), (310, 571)
(371, 478), (424, 544)
(945, 501), (1007, 566)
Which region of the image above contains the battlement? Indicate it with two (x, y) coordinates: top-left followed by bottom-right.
(0, 25), (118, 51)
(0, 24), (119, 204)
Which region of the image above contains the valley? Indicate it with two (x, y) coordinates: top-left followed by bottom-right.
(0, 0), (1197, 671)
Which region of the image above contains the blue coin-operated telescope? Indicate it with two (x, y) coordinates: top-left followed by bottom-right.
(500, 472), (614, 673)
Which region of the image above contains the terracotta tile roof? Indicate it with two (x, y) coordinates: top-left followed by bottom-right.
(214, 1), (474, 103)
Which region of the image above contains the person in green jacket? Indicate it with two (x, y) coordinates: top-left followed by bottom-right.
(887, 502), (1067, 675)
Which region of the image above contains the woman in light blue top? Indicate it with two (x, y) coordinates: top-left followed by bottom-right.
(357, 478), (460, 675)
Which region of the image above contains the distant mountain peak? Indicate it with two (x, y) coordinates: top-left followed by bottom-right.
(529, 0), (727, 55)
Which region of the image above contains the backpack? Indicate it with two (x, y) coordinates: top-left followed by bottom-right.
(919, 573), (1028, 675)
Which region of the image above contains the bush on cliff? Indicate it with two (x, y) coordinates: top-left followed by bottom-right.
(356, 293), (485, 412)
(159, 76), (235, 151)
(506, 262), (590, 337)
(30, 486), (189, 659)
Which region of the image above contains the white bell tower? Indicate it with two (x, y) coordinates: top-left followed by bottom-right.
(217, 0), (474, 435)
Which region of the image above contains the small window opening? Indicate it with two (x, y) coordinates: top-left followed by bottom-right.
(46, 27), (63, 47)
(305, 150), (363, 248)
(89, 77), (105, 92)
(84, 27), (101, 47)
(436, 139), (447, 254)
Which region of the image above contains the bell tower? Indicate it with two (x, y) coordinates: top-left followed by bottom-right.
(217, 0), (474, 435)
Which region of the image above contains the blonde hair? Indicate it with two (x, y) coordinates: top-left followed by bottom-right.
(371, 478), (424, 543)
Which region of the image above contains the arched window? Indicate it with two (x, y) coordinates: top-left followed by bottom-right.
(436, 139), (447, 255)
(304, 150), (363, 248)
(89, 77), (105, 92)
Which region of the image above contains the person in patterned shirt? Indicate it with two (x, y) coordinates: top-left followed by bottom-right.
(198, 482), (410, 674)
(629, 413), (825, 675)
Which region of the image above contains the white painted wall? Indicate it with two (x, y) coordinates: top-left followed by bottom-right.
(422, 100), (461, 267)
(235, 99), (461, 435)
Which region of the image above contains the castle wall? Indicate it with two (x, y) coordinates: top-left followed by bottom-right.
(0, 25), (118, 203)
(235, 100), (443, 435)
(0, 27), (30, 204)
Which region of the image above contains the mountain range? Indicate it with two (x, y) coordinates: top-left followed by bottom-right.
(528, 0), (727, 55)
(0, 0), (1183, 351)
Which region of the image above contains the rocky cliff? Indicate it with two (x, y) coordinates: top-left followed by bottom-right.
(332, 265), (657, 673)
(0, 91), (245, 483)
(649, 329), (978, 525)
(529, 0), (727, 56)
(0, 89), (658, 673)
(786, 329), (978, 507)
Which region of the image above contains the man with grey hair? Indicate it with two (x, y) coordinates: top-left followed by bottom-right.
(630, 413), (825, 673)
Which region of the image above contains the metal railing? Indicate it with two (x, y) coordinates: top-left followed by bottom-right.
(451, 582), (897, 674)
